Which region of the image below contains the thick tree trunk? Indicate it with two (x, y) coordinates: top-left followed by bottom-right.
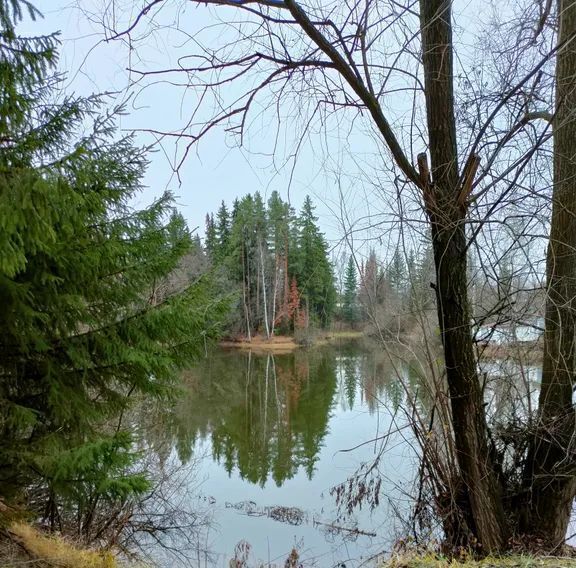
(522, 0), (576, 546)
(419, 0), (507, 551)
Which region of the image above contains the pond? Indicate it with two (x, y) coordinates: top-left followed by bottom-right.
(141, 341), (421, 567)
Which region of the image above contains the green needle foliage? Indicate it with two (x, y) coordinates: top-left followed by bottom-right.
(342, 256), (359, 325)
(0, 0), (227, 518)
(206, 191), (336, 335)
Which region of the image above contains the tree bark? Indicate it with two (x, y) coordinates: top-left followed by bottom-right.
(522, 0), (576, 546)
(419, 0), (507, 551)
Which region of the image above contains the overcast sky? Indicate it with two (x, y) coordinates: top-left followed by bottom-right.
(26, 1), (398, 265)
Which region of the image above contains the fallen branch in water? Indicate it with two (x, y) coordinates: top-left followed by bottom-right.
(312, 519), (377, 537)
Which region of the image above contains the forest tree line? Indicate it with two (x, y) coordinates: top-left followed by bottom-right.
(341, 243), (544, 339)
(203, 194), (545, 340)
(204, 193), (336, 336)
(340, 247), (435, 332)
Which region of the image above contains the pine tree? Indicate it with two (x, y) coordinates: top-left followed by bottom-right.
(359, 249), (385, 309)
(0, 1), (227, 519)
(228, 194), (256, 335)
(294, 196), (336, 327)
(267, 191), (290, 330)
(231, 197), (239, 221)
(253, 192), (270, 334)
(215, 200), (231, 261)
(253, 191), (267, 235)
(342, 256), (359, 325)
(413, 241), (435, 312)
(204, 213), (217, 259)
(387, 247), (407, 296)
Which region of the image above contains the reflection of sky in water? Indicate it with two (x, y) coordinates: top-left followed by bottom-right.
(480, 358), (542, 421)
(478, 357), (576, 545)
(149, 345), (417, 567)
(479, 359), (541, 383)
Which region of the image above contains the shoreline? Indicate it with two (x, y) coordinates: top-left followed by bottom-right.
(219, 330), (365, 353)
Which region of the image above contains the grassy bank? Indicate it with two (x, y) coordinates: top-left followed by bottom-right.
(220, 335), (299, 353)
(0, 523), (118, 568)
(322, 330), (366, 340)
(384, 554), (576, 568)
(0, 500), (118, 568)
(219, 330), (365, 353)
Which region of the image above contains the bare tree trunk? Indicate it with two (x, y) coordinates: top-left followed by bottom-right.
(271, 250), (279, 336)
(419, 0), (507, 551)
(256, 247), (261, 328)
(522, 0), (576, 545)
(242, 242), (252, 341)
(284, 242), (289, 316)
(260, 240), (271, 339)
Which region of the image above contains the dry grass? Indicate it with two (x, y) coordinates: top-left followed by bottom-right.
(321, 330), (365, 341)
(219, 330), (366, 353)
(303, 330), (366, 347)
(384, 553), (576, 568)
(3, 522), (118, 568)
(220, 335), (299, 353)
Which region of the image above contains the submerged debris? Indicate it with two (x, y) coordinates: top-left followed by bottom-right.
(225, 501), (305, 525)
(267, 506), (305, 525)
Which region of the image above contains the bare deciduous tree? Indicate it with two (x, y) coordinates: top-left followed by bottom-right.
(95, 0), (576, 552)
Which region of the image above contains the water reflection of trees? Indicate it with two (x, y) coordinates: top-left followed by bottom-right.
(142, 342), (428, 488)
(335, 342), (413, 415)
(170, 349), (339, 486)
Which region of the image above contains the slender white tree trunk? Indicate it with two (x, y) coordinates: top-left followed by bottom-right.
(260, 240), (271, 339)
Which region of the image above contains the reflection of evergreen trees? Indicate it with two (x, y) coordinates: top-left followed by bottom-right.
(342, 357), (357, 409)
(169, 349), (338, 486)
(141, 342), (436, 487)
(335, 340), (414, 414)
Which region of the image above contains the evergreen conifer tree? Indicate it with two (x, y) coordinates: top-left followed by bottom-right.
(295, 196), (336, 327)
(267, 191), (290, 328)
(204, 213), (217, 259)
(215, 200), (231, 261)
(342, 256), (359, 325)
(387, 247), (407, 296)
(0, 0), (227, 517)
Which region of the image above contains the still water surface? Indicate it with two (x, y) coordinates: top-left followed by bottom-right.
(147, 341), (419, 567)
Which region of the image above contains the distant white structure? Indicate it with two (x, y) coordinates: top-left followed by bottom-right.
(476, 318), (544, 345)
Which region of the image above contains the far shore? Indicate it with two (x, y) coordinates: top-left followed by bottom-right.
(219, 330), (365, 353)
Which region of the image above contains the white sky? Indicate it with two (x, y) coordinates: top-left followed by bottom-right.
(25, 0), (539, 282)
(27, 0), (384, 262)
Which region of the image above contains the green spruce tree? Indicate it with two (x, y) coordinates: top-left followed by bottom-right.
(215, 200), (231, 262)
(204, 213), (217, 259)
(294, 196), (336, 327)
(267, 191), (290, 330)
(342, 256), (359, 325)
(387, 247), (407, 296)
(0, 0), (227, 522)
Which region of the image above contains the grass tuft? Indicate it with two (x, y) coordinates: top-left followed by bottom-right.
(383, 553), (576, 568)
(7, 522), (118, 567)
